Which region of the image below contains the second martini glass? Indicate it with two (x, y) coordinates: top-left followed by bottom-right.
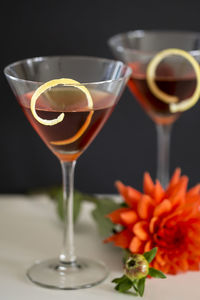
(4, 56), (131, 289)
(108, 30), (200, 187)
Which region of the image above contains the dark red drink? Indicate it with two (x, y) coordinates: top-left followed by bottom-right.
(128, 62), (197, 124)
(19, 88), (116, 161)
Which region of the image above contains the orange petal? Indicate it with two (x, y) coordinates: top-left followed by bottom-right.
(166, 168), (181, 192)
(178, 259), (189, 272)
(127, 186), (142, 203)
(187, 184), (200, 197)
(156, 253), (166, 266)
(169, 176), (188, 207)
(152, 260), (161, 271)
(153, 180), (165, 203)
(104, 229), (132, 248)
(159, 264), (170, 274)
(169, 192), (185, 208)
(186, 194), (200, 205)
(188, 261), (200, 271)
(143, 172), (154, 195)
(115, 181), (127, 198)
(115, 181), (141, 207)
(187, 243), (200, 254)
(168, 266), (178, 275)
(167, 176), (188, 209)
(133, 221), (149, 240)
(154, 199), (172, 217)
(106, 207), (130, 224)
(149, 216), (159, 233)
(169, 176), (188, 198)
(137, 195), (154, 219)
(144, 240), (153, 252)
(161, 210), (182, 227)
(120, 211), (138, 225)
(180, 203), (200, 221)
(129, 236), (144, 253)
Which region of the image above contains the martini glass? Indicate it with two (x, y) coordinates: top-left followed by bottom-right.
(108, 30), (200, 187)
(4, 56), (131, 289)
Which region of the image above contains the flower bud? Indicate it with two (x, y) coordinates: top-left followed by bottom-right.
(125, 254), (149, 280)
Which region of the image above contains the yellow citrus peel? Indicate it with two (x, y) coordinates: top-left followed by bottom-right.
(50, 110), (94, 145)
(30, 78), (94, 145)
(146, 48), (200, 112)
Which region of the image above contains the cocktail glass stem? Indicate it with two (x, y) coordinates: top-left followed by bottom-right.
(156, 123), (172, 188)
(60, 160), (76, 264)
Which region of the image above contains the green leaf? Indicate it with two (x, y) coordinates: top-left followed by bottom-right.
(148, 267), (167, 278)
(92, 197), (121, 237)
(112, 275), (127, 284)
(137, 277), (146, 297)
(49, 187), (122, 236)
(114, 276), (133, 293)
(143, 247), (157, 263)
(30, 185), (122, 234)
(123, 290), (138, 296)
(132, 280), (139, 293)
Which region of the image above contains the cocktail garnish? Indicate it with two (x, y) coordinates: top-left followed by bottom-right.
(50, 110), (94, 145)
(31, 78), (93, 125)
(146, 48), (200, 112)
(30, 78), (94, 145)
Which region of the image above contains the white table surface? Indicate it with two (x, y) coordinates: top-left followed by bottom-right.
(0, 194), (200, 300)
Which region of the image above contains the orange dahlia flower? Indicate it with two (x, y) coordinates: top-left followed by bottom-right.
(105, 169), (200, 275)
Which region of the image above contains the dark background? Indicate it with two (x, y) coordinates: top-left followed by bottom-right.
(1, 0), (200, 194)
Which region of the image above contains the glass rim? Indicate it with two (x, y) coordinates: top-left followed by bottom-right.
(4, 55), (132, 86)
(108, 29), (200, 56)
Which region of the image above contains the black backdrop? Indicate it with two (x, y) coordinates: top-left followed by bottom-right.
(1, 0), (200, 194)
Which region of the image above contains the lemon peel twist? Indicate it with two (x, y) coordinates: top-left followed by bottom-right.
(146, 48), (200, 113)
(30, 78), (94, 145)
(50, 110), (94, 145)
(31, 78), (93, 126)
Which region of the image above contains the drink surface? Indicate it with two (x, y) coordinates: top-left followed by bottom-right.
(19, 88), (116, 161)
(128, 62), (197, 124)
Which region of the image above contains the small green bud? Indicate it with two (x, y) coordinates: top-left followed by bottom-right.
(125, 254), (149, 281)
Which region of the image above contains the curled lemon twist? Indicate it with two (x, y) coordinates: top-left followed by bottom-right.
(146, 48), (200, 113)
(30, 78), (93, 145)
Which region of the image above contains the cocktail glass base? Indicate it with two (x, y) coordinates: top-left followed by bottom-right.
(27, 257), (108, 289)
